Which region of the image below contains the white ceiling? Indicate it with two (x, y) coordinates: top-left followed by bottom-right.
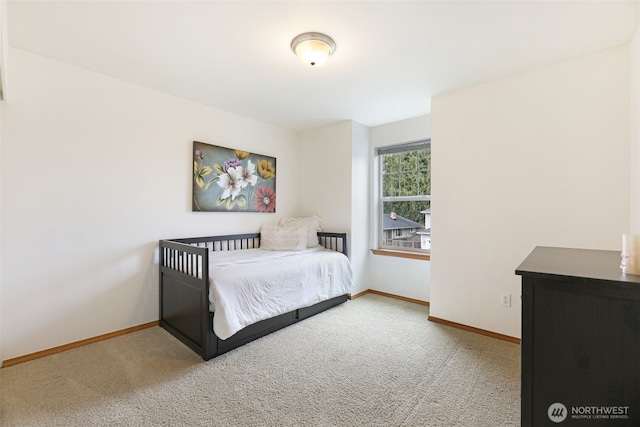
(7, 1), (639, 131)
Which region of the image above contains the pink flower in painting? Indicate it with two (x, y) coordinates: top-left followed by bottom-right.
(253, 185), (276, 213)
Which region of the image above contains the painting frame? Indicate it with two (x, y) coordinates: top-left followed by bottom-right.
(192, 141), (276, 213)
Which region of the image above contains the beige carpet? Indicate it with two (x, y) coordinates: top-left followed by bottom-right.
(0, 294), (520, 426)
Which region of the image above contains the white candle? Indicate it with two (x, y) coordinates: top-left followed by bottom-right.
(622, 234), (640, 275)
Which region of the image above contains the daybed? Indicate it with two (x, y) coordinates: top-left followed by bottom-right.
(159, 231), (352, 360)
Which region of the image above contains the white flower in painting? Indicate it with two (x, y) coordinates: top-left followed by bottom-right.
(217, 167), (243, 200)
(240, 160), (258, 188)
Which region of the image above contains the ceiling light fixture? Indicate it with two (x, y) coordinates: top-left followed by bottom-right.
(291, 32), (336, 67)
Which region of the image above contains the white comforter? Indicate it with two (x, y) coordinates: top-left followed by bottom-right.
(207, 247), (354, 340)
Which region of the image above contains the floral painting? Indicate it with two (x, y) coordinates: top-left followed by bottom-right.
(192, 141), (276, 213)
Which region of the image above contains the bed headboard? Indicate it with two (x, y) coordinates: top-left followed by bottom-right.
(317, 232), (348, 257)
(171, 233), (261, 251)
(163, 232), (348, 258)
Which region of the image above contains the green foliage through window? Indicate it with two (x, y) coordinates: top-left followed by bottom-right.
(378, 140), (431, 251)
(381, 146), (430, 224)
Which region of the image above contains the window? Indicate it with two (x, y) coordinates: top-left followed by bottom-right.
(377, 140), (431, 252)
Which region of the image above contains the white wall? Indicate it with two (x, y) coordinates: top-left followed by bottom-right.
(297, 121), (370, 295)
(350, 121), (370, 296)
(430, 46), (631, 339)
(0, 0), (7, 368)
(0, 48), (299, 360)
(297, 121), (353, 232)
(0, 0), (6, 100)
(0, 90), (3, 367)
(632, 23), (640, 234)
(368, 115), (431, 302)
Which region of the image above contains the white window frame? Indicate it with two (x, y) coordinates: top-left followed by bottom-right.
(377, 139), (431, 253)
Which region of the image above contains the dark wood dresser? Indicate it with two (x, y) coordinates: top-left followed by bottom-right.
(516, 246), (639, 426)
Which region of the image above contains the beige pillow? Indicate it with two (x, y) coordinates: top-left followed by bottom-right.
(260, 225), (307, 251)
(278, 215), (322, 248)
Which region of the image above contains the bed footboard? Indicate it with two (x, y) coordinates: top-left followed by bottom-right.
(159, 231), (349, 360)
(159, 240), (214, 359)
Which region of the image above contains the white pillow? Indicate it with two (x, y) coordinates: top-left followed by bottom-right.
(278, 215), (322, 248)
(260, 225), (307, 251)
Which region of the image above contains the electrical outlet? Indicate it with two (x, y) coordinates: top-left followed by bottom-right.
(501, 294), (511, 307)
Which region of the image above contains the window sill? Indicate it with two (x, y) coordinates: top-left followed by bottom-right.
(370, 249), (430, 261)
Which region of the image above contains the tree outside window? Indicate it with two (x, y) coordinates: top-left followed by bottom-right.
(378, 140), (431, 252)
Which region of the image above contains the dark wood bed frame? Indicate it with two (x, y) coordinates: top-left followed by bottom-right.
(159, 232), (349, 360)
